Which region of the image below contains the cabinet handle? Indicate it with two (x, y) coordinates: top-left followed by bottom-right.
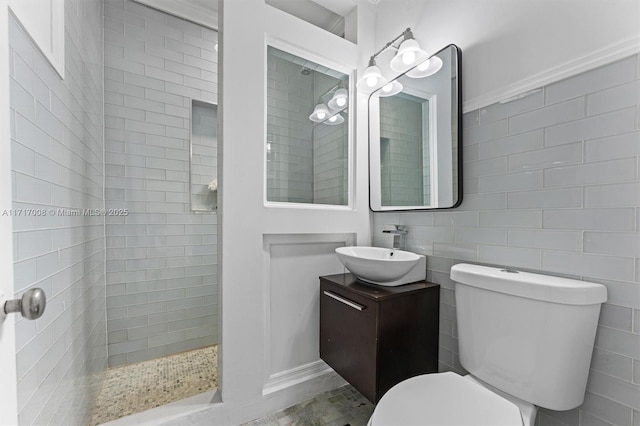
(323, 291), (365, 311)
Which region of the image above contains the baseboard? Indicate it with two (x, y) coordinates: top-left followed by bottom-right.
(263, 359), (338, 395)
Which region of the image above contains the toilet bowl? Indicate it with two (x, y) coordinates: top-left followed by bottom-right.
(367, 263), (606, 426)
(367, 372), (536, 426)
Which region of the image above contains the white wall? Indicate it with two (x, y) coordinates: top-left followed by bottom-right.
(202, 0), (374, 423)
(374, 0), (640, 111)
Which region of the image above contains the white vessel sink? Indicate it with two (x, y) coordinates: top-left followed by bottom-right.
(335, 246), (426, 286)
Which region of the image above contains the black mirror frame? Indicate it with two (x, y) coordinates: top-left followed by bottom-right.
(368, 44), (463, 212)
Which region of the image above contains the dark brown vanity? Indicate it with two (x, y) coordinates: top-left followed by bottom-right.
(319, 273), (439, 403)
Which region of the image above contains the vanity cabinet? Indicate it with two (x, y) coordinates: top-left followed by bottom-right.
(319, 273), (439, 403)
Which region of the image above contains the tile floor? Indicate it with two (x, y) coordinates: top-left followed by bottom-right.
(90, 345), (218, 425)
(244, 385), (375, 426)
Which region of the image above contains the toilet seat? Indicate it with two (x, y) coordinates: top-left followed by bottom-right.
(368, 372), (524, 426)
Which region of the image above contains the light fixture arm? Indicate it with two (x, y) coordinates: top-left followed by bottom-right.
(326, 82), (343, 95)
(318, 80), (347, 101)
(368, 27), (412, 64)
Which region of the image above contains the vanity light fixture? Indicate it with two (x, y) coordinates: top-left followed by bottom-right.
(356, 58), (388, 91)
(406, 55), (443, 79)
(358, 27), (441, 92)
(309, 102), (331, 122)
(328, 87), (349, 110)
(325, 113), (345, 125)
(379, 80), (403, 97)
(310, 81), (349, 124)
(389, 29), (429, 72)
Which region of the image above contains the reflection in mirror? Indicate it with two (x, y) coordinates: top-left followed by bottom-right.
(266, 46), (350, 206)
(190, 100), (218, 212)
(369, 45), (461, 211)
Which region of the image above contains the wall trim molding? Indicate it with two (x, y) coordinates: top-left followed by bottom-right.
(463, 35), (640, 113)
(261, 232), (356, 395)
(263, 360), (341, 395)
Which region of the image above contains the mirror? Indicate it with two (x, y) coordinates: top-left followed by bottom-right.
(266, 46), (351, 207)
(369, 44), (461, 211)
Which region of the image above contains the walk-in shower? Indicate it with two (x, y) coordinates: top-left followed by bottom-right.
(88, 0), (221, 422)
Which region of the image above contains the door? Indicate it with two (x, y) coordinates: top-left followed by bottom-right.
(0, 1), (19, 424)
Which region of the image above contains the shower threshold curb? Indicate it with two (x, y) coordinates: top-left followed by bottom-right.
(101, 389), (221, 426)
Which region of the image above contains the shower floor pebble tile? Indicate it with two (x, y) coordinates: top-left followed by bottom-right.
(90, 345), (218, 425)
(244, 385), (375, 426)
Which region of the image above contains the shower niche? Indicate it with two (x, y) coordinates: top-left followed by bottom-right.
(190, 100), (218, 212)
(266, 45), (352, 207)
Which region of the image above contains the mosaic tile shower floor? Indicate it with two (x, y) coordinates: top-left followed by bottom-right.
(90, 345), (218, 425)
(245, 385), (375, 426)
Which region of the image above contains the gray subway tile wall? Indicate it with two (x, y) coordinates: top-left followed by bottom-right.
(103, 0), (218, 367)
(379, 95), (429, 206)
(9, 0), (106, 424)
(266, 50), (315, 203)
(372, 54), (640, 426)
(313, 116), (349, 205)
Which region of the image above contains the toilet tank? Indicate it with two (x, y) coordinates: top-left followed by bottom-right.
(451, 264), (607, 411)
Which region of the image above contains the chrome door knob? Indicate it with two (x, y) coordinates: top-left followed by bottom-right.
(4, 288), (46, 320)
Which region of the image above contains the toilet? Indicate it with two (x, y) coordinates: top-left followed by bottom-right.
(368, 263), (607, 426)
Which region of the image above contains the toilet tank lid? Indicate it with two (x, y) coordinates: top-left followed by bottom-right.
(450, 264), (607, 305)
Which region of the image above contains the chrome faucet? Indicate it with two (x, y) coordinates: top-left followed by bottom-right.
(382, 225), (408, 250)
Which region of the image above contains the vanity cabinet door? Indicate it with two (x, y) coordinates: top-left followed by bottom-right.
(319, 282), (378, 402)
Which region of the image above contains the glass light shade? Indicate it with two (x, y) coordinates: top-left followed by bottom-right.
(309, 103), (330, 122)
(378, 80), (403, 97)
(389, 38), (429, 72)
(357, 64), (388, 92)
(406, 56), (444, 79)
(327, 88), (349, 110)
(325, 113), (344, 125)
